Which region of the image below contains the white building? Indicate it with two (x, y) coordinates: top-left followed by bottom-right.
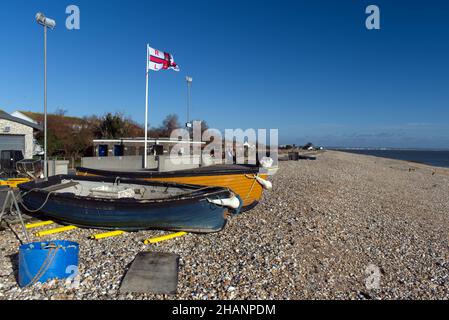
(0, 110), (42, 159)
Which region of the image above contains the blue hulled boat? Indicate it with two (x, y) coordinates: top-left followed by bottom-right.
(18, 175), (241, 233)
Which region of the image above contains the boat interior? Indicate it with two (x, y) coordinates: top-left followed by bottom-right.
(45, 179), (198, 200)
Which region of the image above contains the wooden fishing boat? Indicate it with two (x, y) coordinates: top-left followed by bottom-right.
(18, 175), (241, 233)
(76, 164), (271, 211)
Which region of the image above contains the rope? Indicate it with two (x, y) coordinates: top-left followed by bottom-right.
(176, 185), (231, 198)
(19, 189), (57, 213)
(19, 179), (78, 212)
(23, 243), (60, 287)
(243, 174), (259, 202)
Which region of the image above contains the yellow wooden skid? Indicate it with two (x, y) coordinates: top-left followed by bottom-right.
(35, 225), (77, 237)
(90, 230), (125, 240)
(143, 231), (187, 244)
(25, 220), (54, 229)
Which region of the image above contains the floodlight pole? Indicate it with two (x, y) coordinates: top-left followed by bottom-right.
(36, 12), (55, 179)
(185, 76), (192, 139)
(186, 77), (191, 124)
(43, 24), (48, 178)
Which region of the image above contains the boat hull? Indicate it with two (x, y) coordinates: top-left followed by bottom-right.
(76, 165), (268, 211)
(19, 175), (233, 233)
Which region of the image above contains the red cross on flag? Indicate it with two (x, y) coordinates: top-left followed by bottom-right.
(147, 45), (180, 72)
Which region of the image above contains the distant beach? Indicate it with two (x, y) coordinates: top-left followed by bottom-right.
(332, 149), (449, 168)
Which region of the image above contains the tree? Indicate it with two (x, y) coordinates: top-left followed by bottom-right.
(124, 117), (144, 137)
(96, 112), (128, 139)
(158, 114), (181, 137)
(34, 113), (93, 167)
(54, 108), (67, 116)
(61, 119), (94, 168)
(37, 129), (64, 156)
(94, 112), (145, 139)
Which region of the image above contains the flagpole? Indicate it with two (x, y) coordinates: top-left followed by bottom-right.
(144, 44), (149, 169)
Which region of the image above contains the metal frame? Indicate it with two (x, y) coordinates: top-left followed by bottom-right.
(0, 189), (30, 242)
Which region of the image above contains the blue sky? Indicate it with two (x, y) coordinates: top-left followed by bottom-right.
(0, 0), (448, 148)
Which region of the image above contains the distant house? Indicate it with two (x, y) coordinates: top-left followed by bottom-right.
(0, 110), (42, 158)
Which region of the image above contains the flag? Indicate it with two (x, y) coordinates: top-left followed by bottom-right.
(148, 45), (180, 72)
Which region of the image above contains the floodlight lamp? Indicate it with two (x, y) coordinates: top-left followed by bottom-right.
(35, 12), (56, 29)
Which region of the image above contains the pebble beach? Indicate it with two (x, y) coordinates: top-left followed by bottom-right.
(0, 150), (448, 300)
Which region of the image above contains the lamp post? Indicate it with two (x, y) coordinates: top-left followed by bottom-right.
(35, 12), (56, 179)
(185, 76), (192, 129)
(185, 76), (193, 143)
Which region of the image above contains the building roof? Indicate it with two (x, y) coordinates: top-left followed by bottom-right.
(10, 111), (38, 124)
(93, 138), (205, 145)
(0, 110), (42, 130)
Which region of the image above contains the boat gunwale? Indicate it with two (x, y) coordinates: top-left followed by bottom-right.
(75, 164), (261, 179)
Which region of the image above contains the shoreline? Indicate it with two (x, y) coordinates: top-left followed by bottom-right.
(330, 149), (449, 170)
(330, 147), (449, 151)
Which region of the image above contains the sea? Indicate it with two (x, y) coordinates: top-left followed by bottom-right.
(333, 149), (449, 168)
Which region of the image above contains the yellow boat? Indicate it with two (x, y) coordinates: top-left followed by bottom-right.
(76, 164), (270, 211)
